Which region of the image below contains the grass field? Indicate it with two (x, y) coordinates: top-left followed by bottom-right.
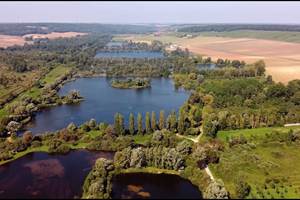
(210, 126), (300, 198)
(0, 68), (45, 104)
(0, 65), (71, 121)
(217, 126), (300, 142)
(42, 65), (71, 84)
(132, 134), (153, 145)
(115, 32), (300, 84)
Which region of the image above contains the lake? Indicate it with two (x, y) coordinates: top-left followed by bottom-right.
(25, 78), (189, 135)
(95, 51), (165, 59)
(106, 41), (124, 47)
(197, 63), (216, 70)
(112, 172), (202, 199)
(0, 150), (114, 199)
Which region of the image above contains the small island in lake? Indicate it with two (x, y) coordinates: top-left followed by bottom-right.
(110, 78), (151, 89)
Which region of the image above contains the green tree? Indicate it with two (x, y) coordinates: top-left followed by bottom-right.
(178, 110), (185, 134)
(114, 113), (124, 136)
(151, 111), (157, 131)
(159, 110), (165, 130)
(114, 113), (121, 135)
(137, 113), (143, 135)
(254, 60), (266, 76)
(119, 113), (125, 135)
(170, 110), (177, 132)
(203, 117), (219, 138)
(166, 114), (172, 130)
(145, 112), (151, 133)
(129, 113), (135, 135)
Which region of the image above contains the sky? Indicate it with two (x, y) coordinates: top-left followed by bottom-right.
(0, 1), (299, 24)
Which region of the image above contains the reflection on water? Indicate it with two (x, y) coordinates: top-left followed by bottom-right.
(25, 78), (189, 134)
(95, 51), (165, 59)
(112, 173), (202, 199)
(0, 150), (114, 199)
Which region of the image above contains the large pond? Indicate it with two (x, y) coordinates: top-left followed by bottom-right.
(197, 63), (216, 70)
(0, 150), (114, 199)
(95, 51), (165, 59)
(25, 78), (189, 135)
(112, 173), (202, 199)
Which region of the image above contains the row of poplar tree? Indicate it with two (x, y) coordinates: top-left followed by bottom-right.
(113, 109), (186, 135)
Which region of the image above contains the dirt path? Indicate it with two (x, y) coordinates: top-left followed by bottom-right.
(176, 127), (215, 181)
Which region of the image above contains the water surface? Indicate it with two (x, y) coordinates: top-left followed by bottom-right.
(0, 150), (114, 199)
(197, 63), (216, 70)
(26, 78), (189, 134)
(112, 173), (202, 199)
(106, 41), (124, 47)
(95, 51), (165, 59)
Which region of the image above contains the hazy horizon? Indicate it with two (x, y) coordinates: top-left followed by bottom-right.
(0, 1), (299, 24)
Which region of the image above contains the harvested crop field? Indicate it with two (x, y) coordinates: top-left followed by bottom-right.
(116, 34), (300, 83)
(23, 31), (87, 40)
(0, 32), (87, 48)
(0, 34), (28, 48)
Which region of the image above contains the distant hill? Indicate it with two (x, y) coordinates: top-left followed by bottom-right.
(0, 23), (158, 36)
(177, 24), (300, 32)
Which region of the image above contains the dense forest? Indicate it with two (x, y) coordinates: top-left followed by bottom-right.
(0, 23), (157, 36)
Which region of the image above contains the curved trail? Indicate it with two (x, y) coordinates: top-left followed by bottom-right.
(176, 127), (215, 181)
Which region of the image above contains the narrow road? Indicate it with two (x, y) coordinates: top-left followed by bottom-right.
(176, 127), (215, 181)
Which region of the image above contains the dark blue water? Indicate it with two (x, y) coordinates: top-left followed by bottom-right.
(0, 150), (114, 199)
(26, 78), (189, 134)
(112, 173), (202, 199)
(95, 51), (165, 59)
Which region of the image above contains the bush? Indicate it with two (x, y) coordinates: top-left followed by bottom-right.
(204, 179), (229, 199)
(88, 118), (97, 130)
(176, 140), (193, 155)
(229, 135), (247, 147)
(185, 127), (200, 136)
(235, 179), (251, 198)
(81, 124), (91, 132)
(22, 131), (33, 145)
(31, 140), (42, 148)
(67, 122), (77, 132)
(0, 151), (12, 161)
(82, 158), (115, 199)
(81, 135), (92, 143)
(56, 144), (71, 154)
(48, 139), (70, 153)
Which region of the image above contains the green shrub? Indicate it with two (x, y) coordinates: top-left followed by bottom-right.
(31, 140), (42, 148)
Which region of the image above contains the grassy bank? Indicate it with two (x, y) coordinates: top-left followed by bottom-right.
(120, 167), (179, 175)
(0, 65), (71, 122)
(0, 141), (89, 166)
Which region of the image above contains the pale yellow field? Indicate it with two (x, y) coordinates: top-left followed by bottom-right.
(0, 34), (28, 48)
(0, 32), (87, 48)
(22, 31), (87, 40)
(115, 34), (300, 83)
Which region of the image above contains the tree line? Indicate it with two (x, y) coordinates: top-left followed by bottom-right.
(177, 24), (300, 33)
(113, 110), (190, 136)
